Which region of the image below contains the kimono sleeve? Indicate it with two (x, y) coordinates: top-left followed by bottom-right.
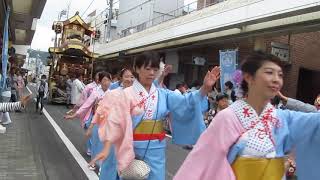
(96, 90), (123, 143)
(167, 89), (207, 145)
(101, 90), (135, 171)
(277, 110), (320, 180)
(75, 92), (96, 120)
(174, 108), (243, 180)
(284, 98), (317, 112)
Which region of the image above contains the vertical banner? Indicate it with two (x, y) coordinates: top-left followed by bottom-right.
(219, 49), (237, 91)
(1, 7), (10, 89)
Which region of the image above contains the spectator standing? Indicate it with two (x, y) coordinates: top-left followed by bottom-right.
(16, 71), (24, 100)
(224, 81), (236, 103)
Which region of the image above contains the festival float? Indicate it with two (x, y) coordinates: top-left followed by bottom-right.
(48, 12), (98, 103)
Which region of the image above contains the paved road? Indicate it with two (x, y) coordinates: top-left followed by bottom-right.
(6, 84), (191, 180)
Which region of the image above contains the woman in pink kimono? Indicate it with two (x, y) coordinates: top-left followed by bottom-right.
(174, 51), (320, 180)
(66, 72), (100, 118)
(65, 72), (111, 157)
(89, 52), (220, 180)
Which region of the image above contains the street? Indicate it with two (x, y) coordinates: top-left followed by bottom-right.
(0, 85), (190, 180)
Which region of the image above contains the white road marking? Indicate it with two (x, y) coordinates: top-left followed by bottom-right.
(27, 86), (99, 180)
(42, 109), (99, 180)
(26, 86), (32, 94)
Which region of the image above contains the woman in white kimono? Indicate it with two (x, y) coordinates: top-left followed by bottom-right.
(174, 51), (320, 180)
(88, 52), (220, 180)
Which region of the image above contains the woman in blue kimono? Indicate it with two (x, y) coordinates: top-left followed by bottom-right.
(89, 51), (220, 180)
(174, 51), (320, 180)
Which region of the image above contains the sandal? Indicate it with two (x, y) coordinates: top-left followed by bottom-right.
(88, 164), (96, 171)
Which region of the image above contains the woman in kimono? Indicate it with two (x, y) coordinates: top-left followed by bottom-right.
(65, 72), (111, 159)
(67, 72), (100, 115)
(109, 68), (136, 90)
(66, 72), (100, 155)
(89, 52), (220, 180)
(95, 68), (135, 180)
(174, 51), (320, 180)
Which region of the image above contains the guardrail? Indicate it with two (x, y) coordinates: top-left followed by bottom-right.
(119, 0), (225, 38)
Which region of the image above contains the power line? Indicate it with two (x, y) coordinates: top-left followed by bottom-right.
(81, 0), (95, 17)
(117, 0), (152, 17)
(88, 0), (120, 23)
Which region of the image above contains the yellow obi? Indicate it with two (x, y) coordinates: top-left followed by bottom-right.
(231, 157), (285, 180)
(134, 120), (164, 134)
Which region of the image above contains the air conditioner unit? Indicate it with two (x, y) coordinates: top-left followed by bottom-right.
(192, 56), (206, 66)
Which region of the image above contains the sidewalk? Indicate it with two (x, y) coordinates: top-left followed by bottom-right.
(0, 88), (45, 180)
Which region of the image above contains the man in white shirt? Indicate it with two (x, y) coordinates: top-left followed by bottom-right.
(71, 74), (85, 107)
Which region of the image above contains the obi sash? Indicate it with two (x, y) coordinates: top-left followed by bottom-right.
(232, 156), (285, 180)
(133, 120), (165, 141)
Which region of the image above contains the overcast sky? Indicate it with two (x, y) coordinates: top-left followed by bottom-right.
(31, 0), (196, 51)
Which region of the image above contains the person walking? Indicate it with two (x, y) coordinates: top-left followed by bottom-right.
(36, 75), (48, 115)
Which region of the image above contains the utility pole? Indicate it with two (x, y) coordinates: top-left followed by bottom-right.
(106, 0), (113, 42)
(67, 1), (72, 19)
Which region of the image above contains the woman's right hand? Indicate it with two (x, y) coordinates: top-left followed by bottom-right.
(64, 114), (76, 120)
(277, 91), (288, 104)
(88, 141), (112, 167)
(85, 128), (93, 139)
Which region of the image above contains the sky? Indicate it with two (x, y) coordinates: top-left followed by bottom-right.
(31, 0), (196, 51)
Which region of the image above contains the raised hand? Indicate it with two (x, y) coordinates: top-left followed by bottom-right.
(163, 64), (173, 77)
(201, 66), (221, 95)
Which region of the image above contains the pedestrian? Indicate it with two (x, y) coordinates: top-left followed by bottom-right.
(174, 51), (320, 180)
(88, 52), (220, 180)
(36, 75), (48, 115)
